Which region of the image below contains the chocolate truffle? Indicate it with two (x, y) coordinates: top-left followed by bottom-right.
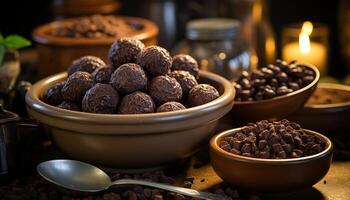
(157, 102), (186, 113)
(43, 82), (64, 105)
(169, 70), (198, 96)
(108, 38), (145, 68)
(67, 56), (106, 76)
(138, 46), (172, 77)
(61, 71), (94, 103)
(82, 83), (119, 114)
(92, 66), (114, 84)
(149, 76), (182, 105)
(118, 92), (155, 114)
(57, 101), (81, 111)
(110, 63), (147, 94)
(172, 54), (199, 79)
(189, 84), (220, 106)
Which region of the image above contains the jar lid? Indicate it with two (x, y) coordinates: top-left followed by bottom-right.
(0, 105), (19, 124)
(186, 18), (240, 40)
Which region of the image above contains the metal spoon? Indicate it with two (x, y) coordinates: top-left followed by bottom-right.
(37, 159), (229, 200)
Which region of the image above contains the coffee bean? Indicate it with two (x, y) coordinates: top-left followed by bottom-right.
(241, 143), (252, 153)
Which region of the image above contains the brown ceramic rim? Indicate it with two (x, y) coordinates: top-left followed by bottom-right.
(234, 64), (320, 105)
(304, 83), (350, 109)
(26, 70), (235, 125)
(210, 128), (333, 164)
(32, 16), (159, 46)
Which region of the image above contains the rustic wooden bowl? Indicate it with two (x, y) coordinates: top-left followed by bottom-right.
(32, 16), (158, 78)
(288, 83), (350, 133)
(210, 128), (333, 192)
(230, 64), (320, 123)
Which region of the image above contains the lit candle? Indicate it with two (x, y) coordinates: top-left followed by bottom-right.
(282, 21), (327, 74)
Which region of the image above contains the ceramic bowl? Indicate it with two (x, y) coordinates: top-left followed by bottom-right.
(288, 83), (350, 133)
(210, 128), (333, 192)
(32, 16), (158, 78)
(230, 64), (320, 123)
(26, 71), (235, 170)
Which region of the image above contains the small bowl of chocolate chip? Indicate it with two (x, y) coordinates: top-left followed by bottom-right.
(231, 60), (320, 123)
(210, 119), (333, 192)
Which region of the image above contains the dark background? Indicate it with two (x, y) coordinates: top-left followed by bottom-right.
(0, 0), (346, 78)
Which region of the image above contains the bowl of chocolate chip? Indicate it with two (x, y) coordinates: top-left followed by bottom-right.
(210, 119), (333, 192)
(231, 60), (320, 123)
(26, 38), (235, 170)
(288, 83), (350, 133)
(32, 15), (158, 78)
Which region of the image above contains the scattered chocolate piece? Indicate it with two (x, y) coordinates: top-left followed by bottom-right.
(118, 92), (155, 114)
(149, 76), (182, 105)
(82, 83), (119, 114)
(110, 63), (147, 94)
(138, 46), (172, 77)
(108, 38), (145, 68)
(42, 82), (64, 105)
(172, 54), (199, 79)
(219, 119), (325, 159)
(67, 56), (106, 76)
(157, 102), (186, 113)
(61, 71), (94, 103)
(188, 84), (220, 106)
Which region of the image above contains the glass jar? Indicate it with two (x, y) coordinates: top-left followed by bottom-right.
(173, 18), (251, 81)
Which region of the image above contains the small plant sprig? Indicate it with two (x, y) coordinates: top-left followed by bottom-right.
(0, 33), (31, 65)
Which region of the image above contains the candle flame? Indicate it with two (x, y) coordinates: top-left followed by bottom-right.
(299, 21), (313, 53)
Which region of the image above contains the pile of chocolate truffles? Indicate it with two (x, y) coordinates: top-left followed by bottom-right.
(233, 60), (316, 101)
(43, 38), (220, 114)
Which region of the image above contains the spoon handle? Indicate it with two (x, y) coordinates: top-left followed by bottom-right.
(111, 179), (229, 200)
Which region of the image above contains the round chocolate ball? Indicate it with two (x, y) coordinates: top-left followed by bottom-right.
(138, 46), (172, 77)
(108, 38), (145, 68)
(157, 102), (186, 113)
(172, 54), (199, 79)
(92, 66), (114, 84)
(57, 101), (81, 111)
(61, 71), (94, 103)
(43, 82), (64, 105)
(110, 63), (147, 94)
(82, 83), (119, 114)
(149, 76), (182, 105)
(169, 70), (198, 96)
(189, 84), (220, 106)
(68, 56), (106, 76)
(118, 92), (155, 114)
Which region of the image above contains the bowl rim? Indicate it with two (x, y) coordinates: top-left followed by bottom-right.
(210, 127), (333, 164)
(26, 70), (235, 124)
(233, 64), (320, 105)
(303, 82), (350, 109)
(32, 15), (159, 46)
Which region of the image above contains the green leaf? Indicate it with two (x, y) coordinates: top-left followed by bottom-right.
(0, 33), (4, 44)
(4, 35), (31, 49)
(0, 45), (4, 65)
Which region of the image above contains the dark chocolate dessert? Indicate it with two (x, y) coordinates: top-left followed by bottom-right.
(138, 46), (172, 77)
(169, 70), (198, 96)
(108, 38), (145, 68)
(110, 63), (147, 94)
(118, 92), (155, 114)
(61, 71), (94, 103)
(67, 56), (106, 76)
(42, 82), (64, 105)
(172, 54), (199, 79)
(82, 83), (119, 114)
(157, 102), (186, 113)
(92, 66), (114, 84)
(149, 76), (182, 105)
(189, 84), (220, 106)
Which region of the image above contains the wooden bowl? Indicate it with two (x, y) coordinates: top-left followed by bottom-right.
(25, 71), (235, 170)
(32, 16), (158, 78)
(230, 64), (320, 123)
(288, 83), (350, 133)
(210, 128), (333, 192)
